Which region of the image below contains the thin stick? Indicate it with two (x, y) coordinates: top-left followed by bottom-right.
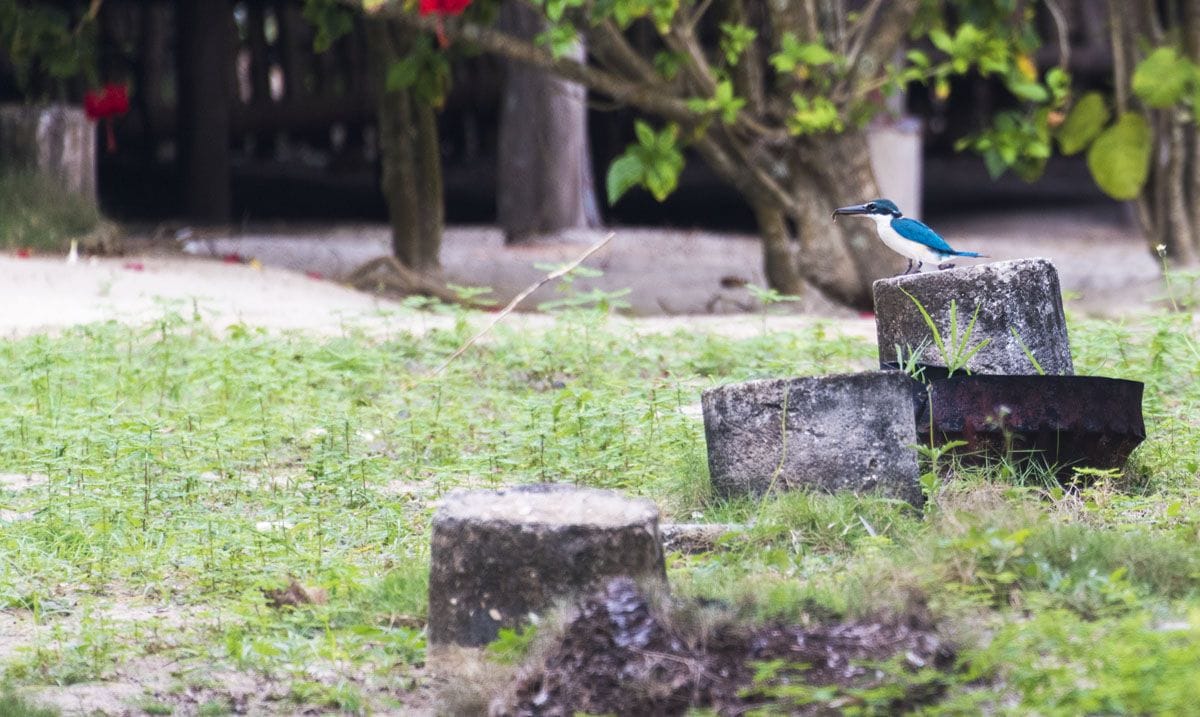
(431, 232), (614, 376)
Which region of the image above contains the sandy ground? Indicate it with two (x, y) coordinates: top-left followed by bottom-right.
(0, 210), (1164, 340)
(174, 211), (1163, 319)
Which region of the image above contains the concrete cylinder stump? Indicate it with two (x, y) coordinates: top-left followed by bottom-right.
(702, 372), (922, 506)
(0, 104), (96, 202)
(873, 258), (1073, 376)
(427, 483), (665, 647)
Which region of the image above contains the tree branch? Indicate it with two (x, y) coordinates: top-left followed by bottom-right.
(665, 15), (718, 96)
(590, 20), (661, 84)
(360, 1), (791, 142)
(358, 2), (699, 123)
(842, 0), (885, 78)
(1043, 0), (1070, 71)
(692, 130), (803, 218)
(841, 0), (918, 96)
(431, 232), (614, 375)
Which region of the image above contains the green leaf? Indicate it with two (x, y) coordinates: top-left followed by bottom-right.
(534, 24), (579, 59)
(605, 123), (684, 204)
(929, 29), (954, 54)
(302, 0), (354, 53)
(786, 94), (843, 135)
(605, 155), (643, 205)
(1056, 92), (1110, 155)
(653, 51), (682, 81)
(1132, 47), (1195, 108)
(769, 33), (837, 74)
(1007, 77), (1048, 103)
(906, 49), (931, 69)
(544, 0), (584, 23)
(1045, 67), (1071, 105)
(386, 59), (420, 92)
(634, 120), (656, 147)
(719, 22), (757, 66)
(1087, 113), (1152, 200)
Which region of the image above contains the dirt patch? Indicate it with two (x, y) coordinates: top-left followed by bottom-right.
(495, 577), (952, 716)
(0, 473), (48, 491)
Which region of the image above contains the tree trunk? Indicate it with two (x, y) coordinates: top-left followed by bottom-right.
(368, 21), (443, 271)
(177, 0), (233, 223)
(701, 127), (899, 309)
(1109, 0), (1200, 266)
(790, 131), (906, 309)
(496, 0), (599, 243)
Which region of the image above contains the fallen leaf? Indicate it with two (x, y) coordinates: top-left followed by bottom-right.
(263, 578), (328, 609)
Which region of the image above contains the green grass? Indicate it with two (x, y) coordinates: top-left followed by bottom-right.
(0, 300), (1197, 713)
(0, 169), (104, 251)
(0, 686), (58, 716)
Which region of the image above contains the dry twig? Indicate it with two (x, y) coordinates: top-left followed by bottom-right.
(431, 232), (614, 376)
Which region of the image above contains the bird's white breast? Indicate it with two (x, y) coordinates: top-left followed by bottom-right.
(867, 214), (945, 264)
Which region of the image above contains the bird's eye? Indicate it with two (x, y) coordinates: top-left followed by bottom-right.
(866, 203), (876, 211)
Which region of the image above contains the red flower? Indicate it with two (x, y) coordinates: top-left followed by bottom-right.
(418, 0), (471, 47)
(418, 0), (471, 16)
(84, 83), (130, 154)
(83, 84), (129, 121)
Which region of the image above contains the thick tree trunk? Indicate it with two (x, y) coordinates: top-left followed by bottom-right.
(177, 0), (233, 223)
(705, 128), (899, 309)
(496, 0), (599, 243)
(368, 21), (443, 271)
(791, 131), (905, 309)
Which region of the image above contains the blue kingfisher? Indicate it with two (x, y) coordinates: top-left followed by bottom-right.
(832, 198), (987, 274)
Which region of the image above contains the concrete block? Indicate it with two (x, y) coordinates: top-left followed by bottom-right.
(701, 372), (922, 506)
(427, 483), (665, 647)
(0, 103), (96, 202)
(873, 258), (1073, 376)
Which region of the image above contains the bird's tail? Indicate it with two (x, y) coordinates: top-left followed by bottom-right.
(954, 250), (987, 258)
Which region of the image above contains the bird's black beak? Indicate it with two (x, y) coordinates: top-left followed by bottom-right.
(831, 203), (870, 220)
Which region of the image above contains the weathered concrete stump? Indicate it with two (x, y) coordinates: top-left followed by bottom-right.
(702, 372), (922, 506)
(427, 483), (665, 647)
(0, 104), (96, 202)
(873, 258), (1073, 376)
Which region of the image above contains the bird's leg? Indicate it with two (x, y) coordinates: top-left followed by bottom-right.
(937, 261), (955, 270)
(904, 259), (915, 275)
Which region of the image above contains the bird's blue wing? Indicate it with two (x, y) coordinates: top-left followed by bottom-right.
(891, 217), (955, 254)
